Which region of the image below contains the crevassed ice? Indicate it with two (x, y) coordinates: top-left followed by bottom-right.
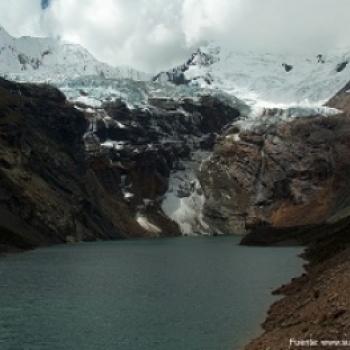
(161, 152), (211, 236)
(56, 76), (250, 112)
(185, 43), (350, 107)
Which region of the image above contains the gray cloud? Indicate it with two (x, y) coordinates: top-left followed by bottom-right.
(0, 0), (349, 72)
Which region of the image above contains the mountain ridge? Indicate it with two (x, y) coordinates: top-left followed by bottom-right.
(154, 43), (350, 107)
(0, 25), (148, 82)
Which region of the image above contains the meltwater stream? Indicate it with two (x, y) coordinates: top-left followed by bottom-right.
(0, 236), (303, 350)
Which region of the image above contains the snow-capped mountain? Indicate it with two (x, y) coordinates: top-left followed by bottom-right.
(153, 47), (220, 85)
(0, 25), (148, 82)
(154, 43), (350, 108)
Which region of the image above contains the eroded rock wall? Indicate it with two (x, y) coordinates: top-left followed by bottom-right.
(0, 78), (242, 250)
(199, 106), (350, 242)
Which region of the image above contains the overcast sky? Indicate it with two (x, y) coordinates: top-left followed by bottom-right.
(0, 0), (349, 72)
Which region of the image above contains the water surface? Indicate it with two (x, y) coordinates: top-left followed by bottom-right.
(0, 236), (303, 350)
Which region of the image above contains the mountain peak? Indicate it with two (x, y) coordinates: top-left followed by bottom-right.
(0, 25), (12, 41)
(0, 25), (148, 82)
(154, 43), (350, 106)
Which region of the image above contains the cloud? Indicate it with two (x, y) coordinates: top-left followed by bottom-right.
(0, 0), (350, 72)
(0, 0), (43, 37)
(218, 0), (350, 53)
(39, 0), (193, 72)
(182, 0), (243, 45)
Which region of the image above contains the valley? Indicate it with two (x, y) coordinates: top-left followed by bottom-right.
(1, 23), (350, 350)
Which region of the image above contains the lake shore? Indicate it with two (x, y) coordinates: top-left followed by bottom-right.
(244, 223), (350, 350)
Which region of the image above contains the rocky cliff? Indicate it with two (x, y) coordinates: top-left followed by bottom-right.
(0, 78), (241, 252)
(0, 78), (144, 252)
(199, 101), (350, 243)
(242, 86), (350, 348)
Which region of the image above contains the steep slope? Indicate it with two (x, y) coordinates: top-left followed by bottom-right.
(0, 78), (149, 252)
(198, 80), (350, 240)
(244, 83), (350, 350)
(0, 26), (147, 82)
(154, 44), (350, 107)
(246, 242), (350, 350)
(0, 77), (243, 251)
(327, 80), (350, 113)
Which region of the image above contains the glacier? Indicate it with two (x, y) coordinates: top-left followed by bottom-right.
(0, 25), (148, 82)
(155, 43), (350, 114)
(2, 23), (349, 119)
(161, 152), (211, 235)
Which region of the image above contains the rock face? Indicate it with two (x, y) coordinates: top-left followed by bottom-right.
(327, 80), (350, 113)
(244, 196), (350, 349)
(0, 78), (241, 251)
(336, 61), (349, 73)
(282, 63), (293, 72)
(0, 78), (151, 252)
(153, 48), (219, 85)
(199, 103), (350, 241)
(84, 95), (241, 235)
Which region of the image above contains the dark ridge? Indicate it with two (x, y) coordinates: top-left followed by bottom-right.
(336, 60), (348, 73)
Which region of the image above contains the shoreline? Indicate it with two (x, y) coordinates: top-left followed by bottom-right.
(244, 223), (350, 350)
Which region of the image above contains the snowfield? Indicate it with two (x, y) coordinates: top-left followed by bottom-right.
(2, 23), (349, 116)
(157, 43), (350, 109)
(0, 25), (148, 82)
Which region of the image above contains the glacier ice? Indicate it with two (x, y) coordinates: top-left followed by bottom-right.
(0, 25), (148, 83)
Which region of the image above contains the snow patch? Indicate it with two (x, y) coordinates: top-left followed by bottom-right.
(116, 121), (127, 129)
(136, 215), (161, 234)
(100, 141), (125, 150)
(236, 102), (340, 130)
(123, 192), (134, 199)
(75, 96), (102, 108)
(161, 152), (211, 235)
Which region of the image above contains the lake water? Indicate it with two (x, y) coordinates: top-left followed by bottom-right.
(0, 236), (303, 350)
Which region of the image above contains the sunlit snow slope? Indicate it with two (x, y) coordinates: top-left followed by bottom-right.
(0, 26), (147, 82)
(155, 44), (350, 108)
